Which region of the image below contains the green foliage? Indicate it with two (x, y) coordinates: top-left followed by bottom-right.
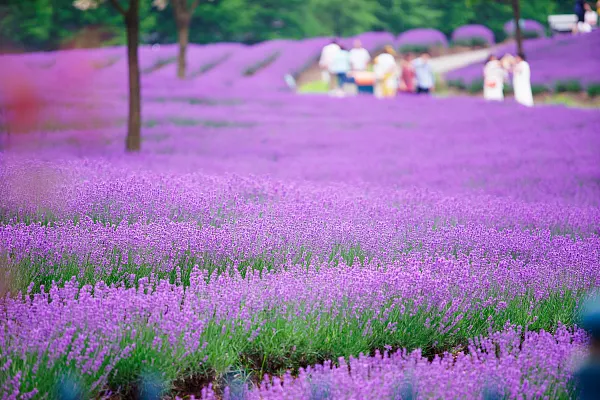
(2, 288), (582, 398)
(467, 78), (484, 94)
(308, 0), (382, 37)
(450, 37), (489, 48)
(373, 0), (444, 35)
(0, 0), (579, 52)
(531, 84), (550, 95)
(586, 83), (600, 97)
(554, 80), (583, 93)
(447, 79), (467, 90)
(0, 0), (54, 48)
(522, 29), (544, 39)
(399, 44), (439, 54)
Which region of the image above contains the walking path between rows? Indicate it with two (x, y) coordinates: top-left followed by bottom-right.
(429, 44), (504, 74)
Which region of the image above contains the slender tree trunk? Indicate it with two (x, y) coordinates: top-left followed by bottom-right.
(177, 23), (190, 79)
(125, 0), (141, 152)
(512, 0), (524, 56)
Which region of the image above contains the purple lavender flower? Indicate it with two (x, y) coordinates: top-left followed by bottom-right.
(452, 24), (495, 46)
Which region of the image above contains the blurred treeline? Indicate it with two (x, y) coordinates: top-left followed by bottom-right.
(0, 0), (576, 51)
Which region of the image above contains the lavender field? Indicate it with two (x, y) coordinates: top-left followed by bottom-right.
(447, 30), (600, 92)
(1, 31), (600, 399)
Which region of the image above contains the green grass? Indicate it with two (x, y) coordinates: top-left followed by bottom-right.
(3, 289), (581, 398)
(298, 80), (329, 94)
(243, 51), (281, 77)
(142, 57), (177, 74)
(541, 94), (600, 109)
(146, 96), (242, 106)
(188, 53), (231, 79)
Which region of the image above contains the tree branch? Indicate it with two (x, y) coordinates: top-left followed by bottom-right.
(108, 0), (127, 16)
(189, 0), (201, 13)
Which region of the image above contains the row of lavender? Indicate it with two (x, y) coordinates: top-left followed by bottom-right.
(1, 117), (599, 396)
(1, 266), (589, 398)
(446, 30), (600, 92)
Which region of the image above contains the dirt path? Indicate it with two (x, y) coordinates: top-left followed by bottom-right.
(429, 48), (492, 74)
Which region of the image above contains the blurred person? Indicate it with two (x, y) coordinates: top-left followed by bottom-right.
(585, 3), (598, 26)
(413, 53), (435, 94)
(329, 44), (351, 97)
(319, 39), (341, 91)
(373, 46), (399, 98)
(512, 53), (534, 107)
(400, 53), (416, 93)
(349, 40), (371, 72)
(483, 54), (507, 101)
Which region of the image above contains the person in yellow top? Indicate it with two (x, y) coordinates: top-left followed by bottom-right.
(373, 45), (399, 98)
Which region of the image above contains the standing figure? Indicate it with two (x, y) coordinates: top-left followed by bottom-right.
(373, 45), (399, 98)
(483, 54), (507, 101)
(585, 3), (598, 26)
(349, 40), (371, 72)
(401, 53), (416, 93)
(319, 39), (341, 92)
(412, 53), (435, 94)
(512, 53), (534, 107)
(329, 44), (351, 97)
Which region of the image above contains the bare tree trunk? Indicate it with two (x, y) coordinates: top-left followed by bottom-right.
(177, 24), (190, 79)
(125, 0), (141, 152)
(512, 0), (524, 56)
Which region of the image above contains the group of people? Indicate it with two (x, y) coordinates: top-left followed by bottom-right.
(318, 40), (435, 99)
(574, 0), (599, 33)
(483, 53), (533, 107)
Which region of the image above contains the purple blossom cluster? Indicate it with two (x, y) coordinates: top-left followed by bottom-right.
(446, 30), (600, 88)
(452, 24), (495, 46)
(0, 261), (592, 397)
(396, 28), (449, 49)
(504, 19), (546, 38)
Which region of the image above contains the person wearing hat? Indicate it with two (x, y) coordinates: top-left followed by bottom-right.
(373, 45), (399, 98)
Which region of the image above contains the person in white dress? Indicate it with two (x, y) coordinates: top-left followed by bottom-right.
(373, 46), (399, 98)
(483, 54), (507, 101)
(349, 39), (371, 72)
(319, 40), (341, 91)
(512, 53), (534, 107)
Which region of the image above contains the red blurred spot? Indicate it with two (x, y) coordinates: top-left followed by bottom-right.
(0, 63), (43, 134)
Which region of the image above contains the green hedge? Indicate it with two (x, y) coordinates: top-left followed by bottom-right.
(587, 83), (600, 97)
(531, 84), (551, 95)
(450, 37), (489, 48)
(447, 79), (467, 90)
(398, 42), (444, 54)
(554, 80), (583, 93)
(467, 78), (484, 94)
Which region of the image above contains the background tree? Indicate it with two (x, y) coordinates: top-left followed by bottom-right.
(74, 0), (149, 152)
(307, 0), (382, 37)
(2, 0), (577, 51)
(373, 0), (443, 35)
(153, 0), (212, 79)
